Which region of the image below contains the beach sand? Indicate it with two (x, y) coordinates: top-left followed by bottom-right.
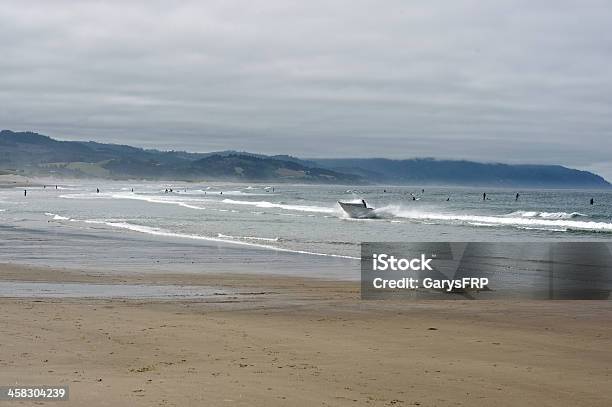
(1, 263), (611, 406)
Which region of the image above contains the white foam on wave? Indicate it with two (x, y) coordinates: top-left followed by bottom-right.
(506, 211), (588, 219)
(61, 192), (208, 210)
(119, 195), (207, 210)
(376, 205), (612, 233)
(216, 190), (272, 196)
(44, 212), (69, 221)
(180, 189), (270, 196)
(79, 220), (358, 259)
(221, 198), (336, 214)
(217, 233), (279, 242)
(60, 192), (335, 216)
(60, 193), (111, 200)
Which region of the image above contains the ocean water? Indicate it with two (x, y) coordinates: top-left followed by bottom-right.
(1, 180), (611, 260)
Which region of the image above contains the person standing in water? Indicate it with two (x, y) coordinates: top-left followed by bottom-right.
(483, 192), (486, 201)
(96, 188), (100, 193)
(515, 193), (520, 201)
(590, 198), (594, 205)
(24, 189), (27, 197)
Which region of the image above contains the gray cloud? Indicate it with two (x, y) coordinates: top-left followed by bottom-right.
(1, 0), (611, 179)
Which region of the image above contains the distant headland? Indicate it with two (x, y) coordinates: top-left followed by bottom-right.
(1, 130), (609, 188)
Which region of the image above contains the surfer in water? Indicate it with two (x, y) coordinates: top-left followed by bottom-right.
(96, 188), (99, 193)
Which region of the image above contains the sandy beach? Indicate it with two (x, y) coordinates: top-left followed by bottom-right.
(1, 263), (611, 407)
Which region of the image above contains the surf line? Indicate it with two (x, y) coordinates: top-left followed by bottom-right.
(80, 219), (360, 260)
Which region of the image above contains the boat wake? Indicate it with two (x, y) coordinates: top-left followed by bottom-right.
(374, 205), (612, 233)
(505, 211), (588, 219)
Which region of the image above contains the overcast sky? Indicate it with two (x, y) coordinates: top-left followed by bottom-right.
(1, 0), (611, 179)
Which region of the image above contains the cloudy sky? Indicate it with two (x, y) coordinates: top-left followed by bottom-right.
(1, 0), (611, 179)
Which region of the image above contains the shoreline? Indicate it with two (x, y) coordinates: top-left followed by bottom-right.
(1, 263), (612, 406)
(0, 174), (38, 189)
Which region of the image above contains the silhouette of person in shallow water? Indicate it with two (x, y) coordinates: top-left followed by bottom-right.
(24, 189), (27, 197)
(515, 193), (520, 201)
(483, 192), (487, 201)
(590, 198), (594, 205)
(96, 188), (99, 193)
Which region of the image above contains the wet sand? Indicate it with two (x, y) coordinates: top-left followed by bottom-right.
(1, 263), (611, 406)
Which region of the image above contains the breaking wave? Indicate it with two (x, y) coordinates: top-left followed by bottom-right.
(81, 220), (357, 259)
(374, 205), (612, 233)
(60, 192), (208, 210)
(505, 211), (588, 219)
(221, 199), (336, 214)
(44, 212), (69, 220)
(217, 233), (279, 242)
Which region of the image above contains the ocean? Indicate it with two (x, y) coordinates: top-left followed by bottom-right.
(1, 181), (611, 269)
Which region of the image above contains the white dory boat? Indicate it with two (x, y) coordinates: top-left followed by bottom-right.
(338, 200), (376, 218)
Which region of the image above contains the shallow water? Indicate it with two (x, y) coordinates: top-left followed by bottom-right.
(1, 181), (611, 260)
